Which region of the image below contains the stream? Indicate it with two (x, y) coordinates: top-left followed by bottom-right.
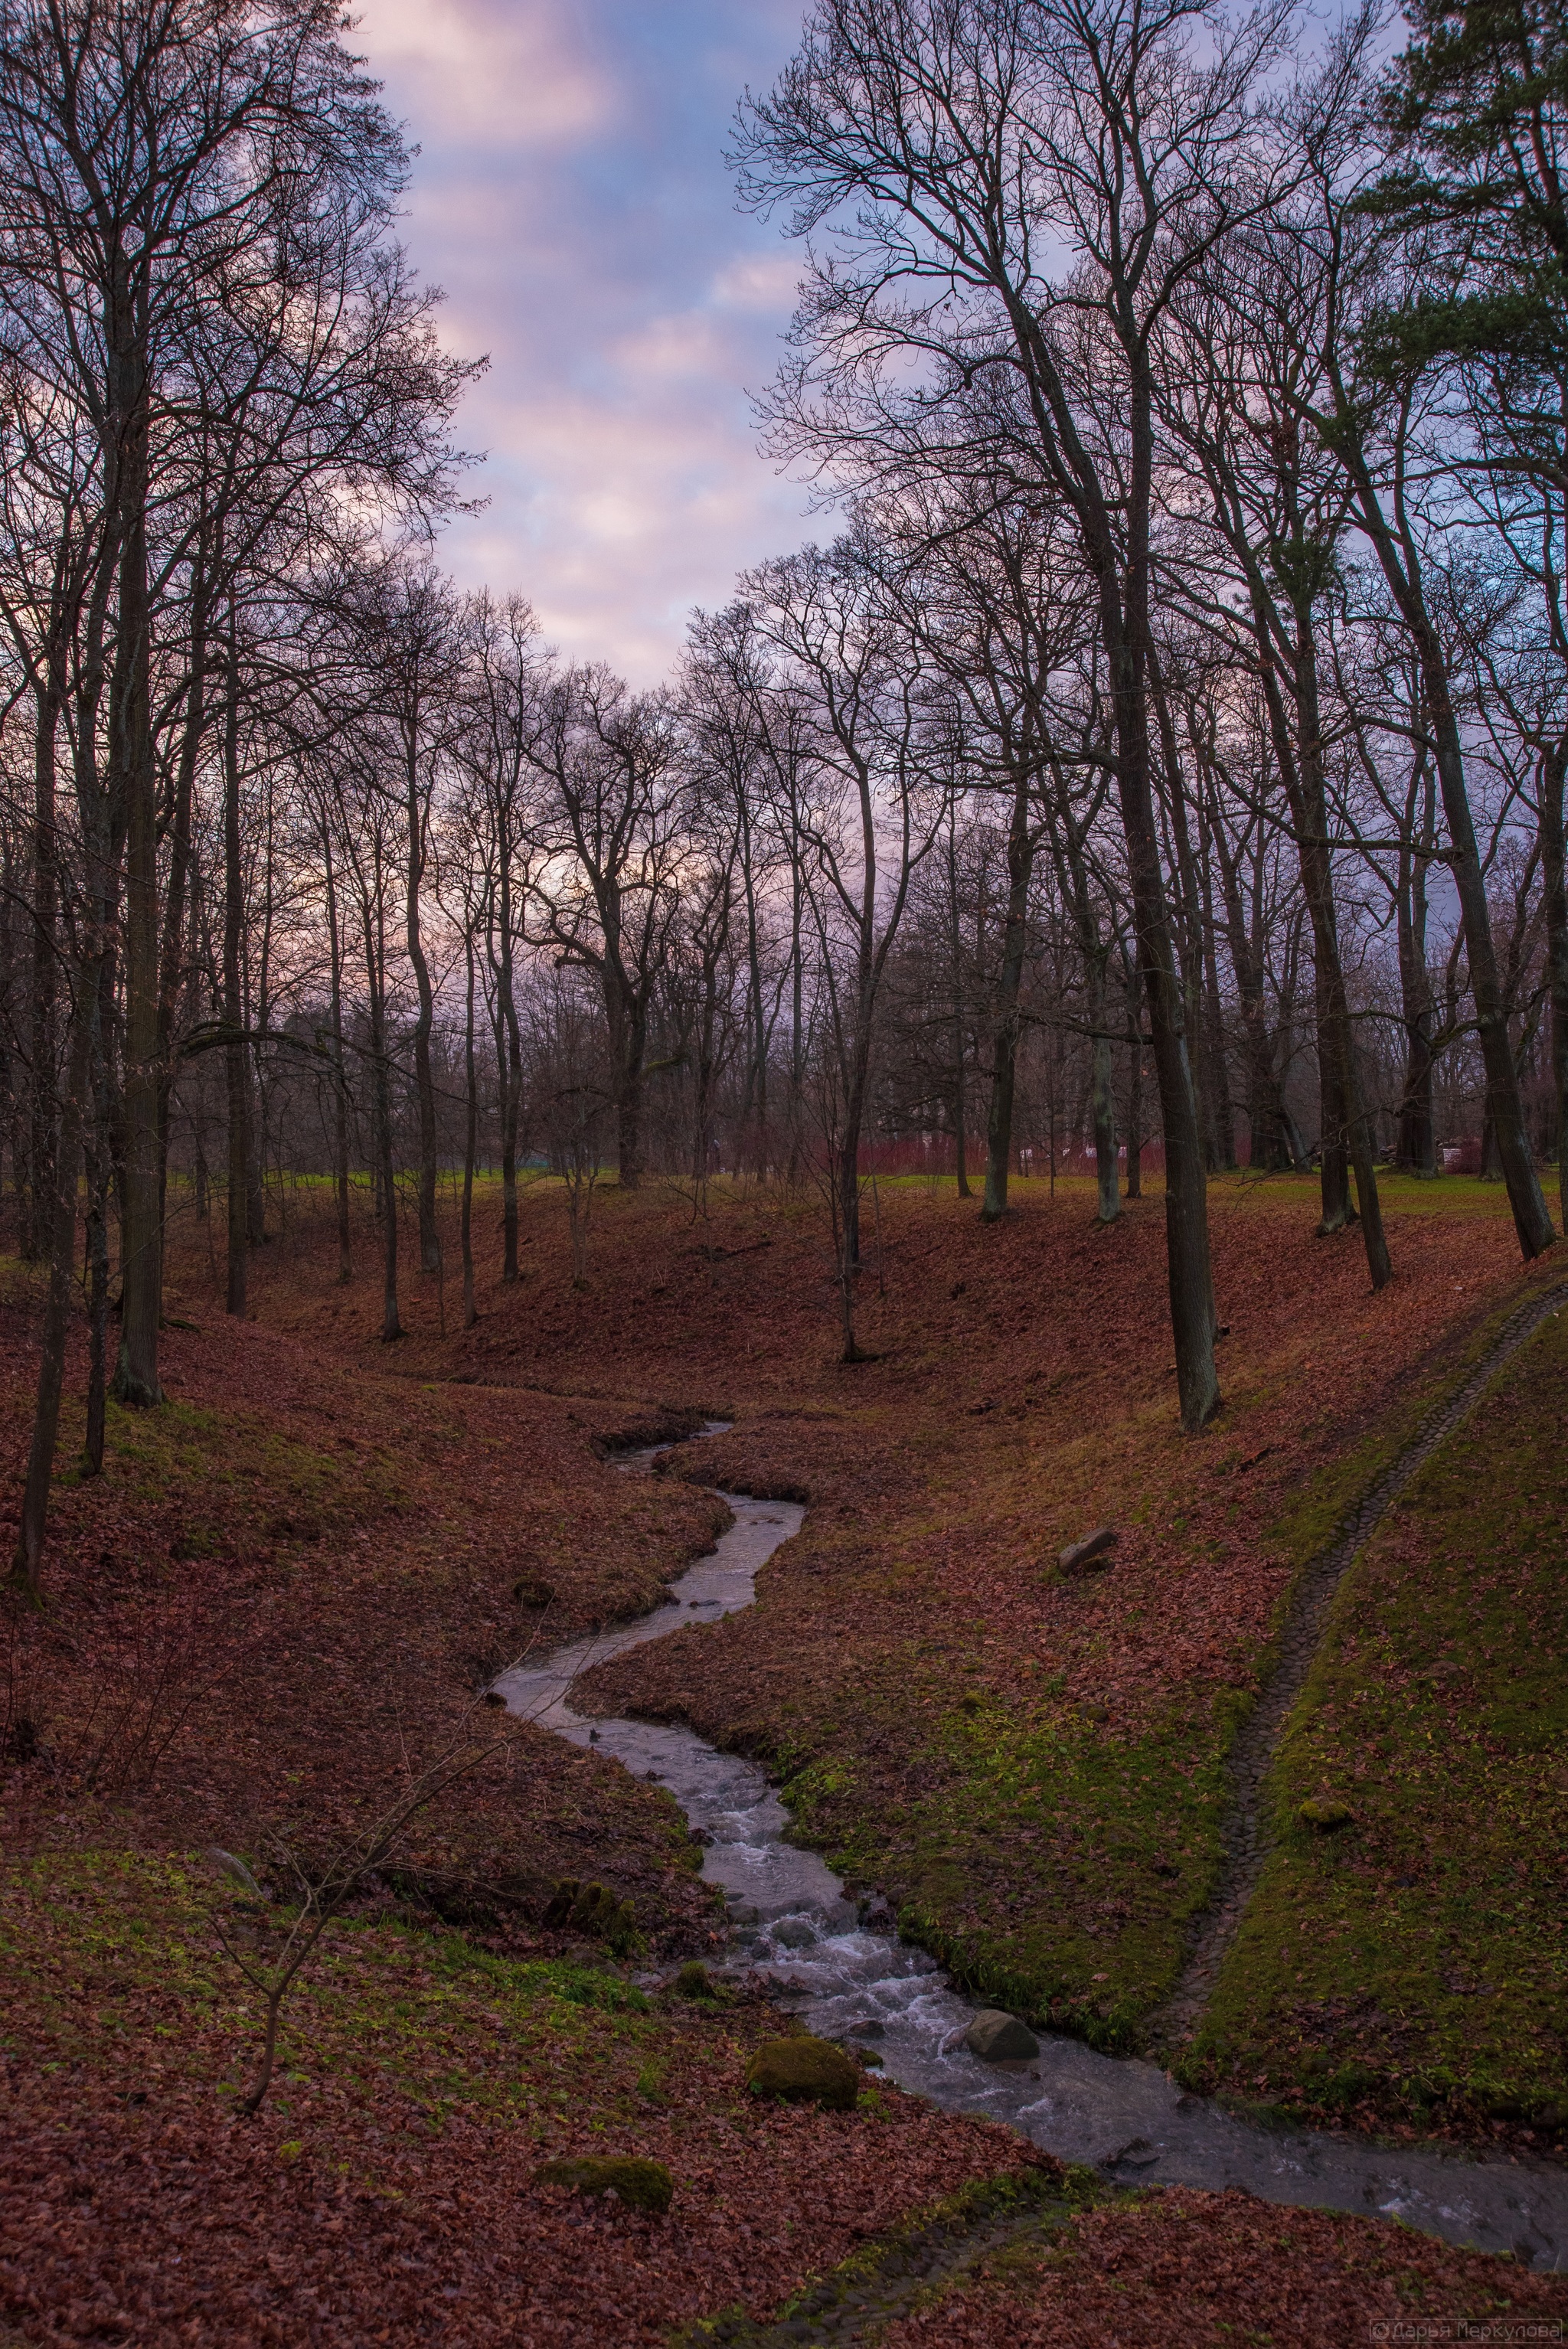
(493, 1432), (1567, 2272)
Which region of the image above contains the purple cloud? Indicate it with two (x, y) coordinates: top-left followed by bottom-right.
(353, 0), (817, 681)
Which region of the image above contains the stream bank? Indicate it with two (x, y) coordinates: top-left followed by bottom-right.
(493, 1436), (1567, 2272)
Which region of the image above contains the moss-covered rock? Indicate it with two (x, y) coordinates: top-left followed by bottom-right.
(745, 2034), (860, 2111)
(672, 1959), (717, 2000)
(1298, 1798), (1355, 1832)
(534, 2155), (674, 2214)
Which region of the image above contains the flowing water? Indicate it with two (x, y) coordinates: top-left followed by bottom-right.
(493, 1436), (1567, 2272)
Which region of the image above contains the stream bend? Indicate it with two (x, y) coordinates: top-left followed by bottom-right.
(493, 1435), (1567, 2272)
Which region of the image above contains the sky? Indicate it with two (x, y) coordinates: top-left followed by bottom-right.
(351, 0), (822, 684)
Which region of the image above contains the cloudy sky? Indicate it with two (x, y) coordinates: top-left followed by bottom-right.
(351, 0), (821, 683)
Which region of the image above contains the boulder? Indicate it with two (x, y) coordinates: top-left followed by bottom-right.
(1059, 1527), (1118, 1573)
(772, 1917), (815, 1950)
(534, 2156), (673, 2216)
(206, 1848), (266, 1902)
(1298, 1798), (1355, 1833)
(746, 2035), (861, 2111)
(671, 1960), (716, 2001)
(962, 2008), (1040, 2062)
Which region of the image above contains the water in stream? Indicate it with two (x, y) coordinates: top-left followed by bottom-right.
(493, 1439), (1567, 2272)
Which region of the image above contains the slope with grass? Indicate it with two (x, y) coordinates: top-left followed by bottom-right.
(1180, 1302), (1568, 2145)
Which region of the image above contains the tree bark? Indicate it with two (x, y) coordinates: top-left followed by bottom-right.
(9, 998), (91, 1596)
(982, 764), (1034, 1221)
(461, 927), (478, 1329)
(1540, 741), (1568, 1232)
(1110, 355), (1220, 1430)
(113, 486), (162, 1406)
(322, 826), (352, 1281)
(1395, 757), (1438, 1175)
(405, 747), (442, 1273)
(223, 636), (248, 1320)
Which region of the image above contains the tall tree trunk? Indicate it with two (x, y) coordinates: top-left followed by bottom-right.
(223, 638), (248, 1319)
(155, 560), (207, 1237)
(1123, 956), (1144, 1198)
(322, 827), (352, 1282)
(1395, 759), (1438, 1176)
(1112, 363), (1219, 1432)
(83, 1014), (111, 1485)
(461, 927), (478, 1330)
(1211, 794), (1287, 1169)
(1054, 812), (1120, 1225)
(1247, 596), (1390, 1285)
(27, 671), (63, 1264)
(495, 853), (521, 1281)
(1538, 740), (1568, 1232)
(1427, 655), (1551, 1250)
(404, 755), (441, 1273)
(982, 765), (1034, 1222)
(609, 975), (647, 1190)
(946, 810), (972, 1197)
(9, 997), (92, 1596)
(1196, 792), (1235, 1171)
(1152, 673), (1217, 1177)
(368, 884), (400, 1342)
(113, 480), (162, 1406)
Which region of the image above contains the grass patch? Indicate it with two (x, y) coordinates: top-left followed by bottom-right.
(0, 1848), (665, 2135)
(786, 1689), (1236, 2049)
(54, 1389), (403, 1550)
(1182, 1305), (1568, 2138)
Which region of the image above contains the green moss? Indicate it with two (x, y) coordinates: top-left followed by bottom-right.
(0, 1851), (654, 2125)
(1298, 1798), (1355, 1831)
(1268, 1276), (1537, 1576)
(745, 2035), (861, 2110)
(786, 1687), (1232, 2050)
(1184, 1308), (1568, 2133)
(671, 1961), (718, 2001)
(71, 1390), (406, 1537)
(534, 2154), (673, 2213)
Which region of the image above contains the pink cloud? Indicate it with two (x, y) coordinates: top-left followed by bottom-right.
(352, 0), (819, 683)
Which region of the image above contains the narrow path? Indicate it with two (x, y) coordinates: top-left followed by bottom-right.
(675, 2171), (1090, 2348)
(1148, 1276), (1568, 2053)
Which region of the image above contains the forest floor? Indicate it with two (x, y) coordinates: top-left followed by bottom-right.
(2, 1165), (1566, 2341)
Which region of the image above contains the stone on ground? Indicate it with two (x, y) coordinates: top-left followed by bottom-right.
(963, 2008), (1040, 2061)
(746, 2035), (861, 2110)
(1060, 1526), (1119, 1573)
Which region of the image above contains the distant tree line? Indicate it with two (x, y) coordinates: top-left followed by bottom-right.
(3, 0), (1566, 1587)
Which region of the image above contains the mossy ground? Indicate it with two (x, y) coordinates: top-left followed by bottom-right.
(1, 1848), (658, 2139)
(1181, 1305), (1568, 2142)
(780, 1683), (1236, 2051)
(0, 1849), (1037, 2343)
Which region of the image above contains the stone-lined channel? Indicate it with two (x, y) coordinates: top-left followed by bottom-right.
(494, 1430), (1566, 2272)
